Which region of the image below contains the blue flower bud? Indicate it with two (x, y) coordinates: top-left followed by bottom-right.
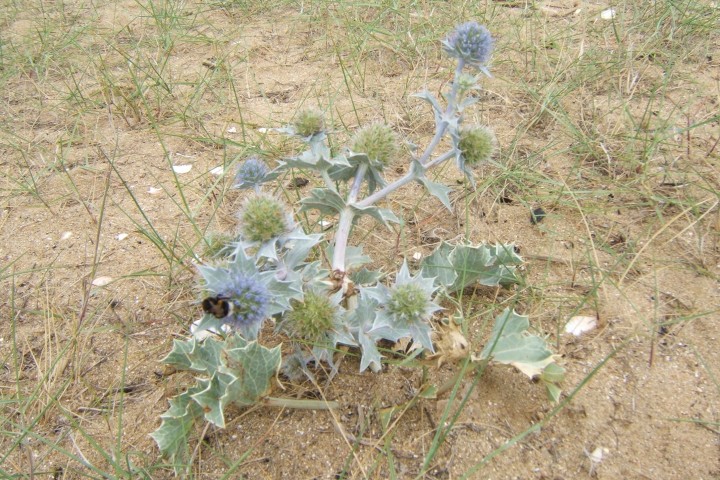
(234, 157), (269, 189)
(443, 22), (494, 72)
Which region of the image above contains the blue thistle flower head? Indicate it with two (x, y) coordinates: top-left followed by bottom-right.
(197, 249), (304, 340)
(443, 22), (494, 74)
(234, 157), (269, 190)
(220, 274), (270, 333)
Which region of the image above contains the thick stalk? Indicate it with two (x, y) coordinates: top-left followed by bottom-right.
(331, 163), (367, 275)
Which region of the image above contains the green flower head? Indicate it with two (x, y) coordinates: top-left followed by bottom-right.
(238, 195), (292, 243)
(284, 290), (339, 344)
(362, 261), (442, 352)
(458, 126), (496, 166)
(351, 123), (399, 168)
(292, 109), (325, 138)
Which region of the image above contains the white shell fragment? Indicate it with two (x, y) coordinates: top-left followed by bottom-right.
(60, 231), (72, 241)
(191, 319), (227, 341)
(227, 126), (237, 133)
(117, 233), (129, 241)
(148, 187), (162, 195)
(589, 447), (607, 464)
(319, 220), (334, 230)
(172, 164), (192, 174)
(565, 315), (598, 336)
(210, 166), (224, 176)
(600, 8), (616, 19)
(412, 251), (423, 262)
(91, 276), (113, 287)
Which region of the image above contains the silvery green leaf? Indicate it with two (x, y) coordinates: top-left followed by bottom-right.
(459, 96), (479, 110)
(412, 90), (443, 124)
(295, 260), (328, 285)
(477, 308), (558, 379)
(541, 362), (565, 402)
(256, 240), (280, 261)
(423, 242), (522, 292)
(408, 323), (434, 352)
(456, 244), (521, 288)
(299, 188), (346, 216)
(259, 270), (303, 315)
(346, 295), (384, 372)
(151, 389), (204, 467)
(161, 338), (196, 371)
(544, 382), (562, 403)
(490, 243), (523, 269)
(326, 244), (371, 270)
(417, 176), (453, 211)
(350, 268), (384, 286)
(368, 310), (410, 342)
(448, 243), (493, 291)
(282, 229), (323, 270)
(162, 336), (225, 373)
(358, 330), (383, 373)
(197, 264), (232, 294)
(223, 340), (282, 406)
(190, 373), (234, 428)
(350, 204), (401, 227)
(420, 242), (457, 288)
(541, 362), (565, 383)
(228, 248), (262, 277)
(190, 313), (224, 341)
(329, 153), (387, 194)
(278, 137), (338, 172)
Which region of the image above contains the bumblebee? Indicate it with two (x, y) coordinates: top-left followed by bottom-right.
(201, 296), (233, 319)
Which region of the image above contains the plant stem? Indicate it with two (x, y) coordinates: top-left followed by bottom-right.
(331, 163), (368, 275)
(332, 59), (465, 276)
(417, 59), (465, 167)
(263, 396), (339, 410)
(355, 149), (455, 209)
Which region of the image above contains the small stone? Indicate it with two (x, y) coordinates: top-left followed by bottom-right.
(530, 207), (547, 225)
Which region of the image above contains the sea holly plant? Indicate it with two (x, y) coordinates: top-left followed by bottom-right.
(153, 22), (564, 466)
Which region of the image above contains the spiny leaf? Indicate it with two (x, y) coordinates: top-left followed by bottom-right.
(223, 340), (282, 406)
(190, 373), (235, 428)
(299, 188), (346, 216)
(350, 204), (401, 227)
(162, 337), (225, 373)
(476, 309), (561, 383)
(151, 389), (204, 467)
(420, 243), (456, 287)
(417, 176), (453, 212)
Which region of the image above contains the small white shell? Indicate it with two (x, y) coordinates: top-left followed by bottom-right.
(600, 8), (616, 19)
(565, 315), (597, 336)
(210, 166), (224, 176)
(147, 187), (162, 195)
(117, 233), (129, 241)
(91, 276), (113, 287)
(60, 231), (72, 241)
(227, 126), (237, 133)
(172, 164), (192, 174)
